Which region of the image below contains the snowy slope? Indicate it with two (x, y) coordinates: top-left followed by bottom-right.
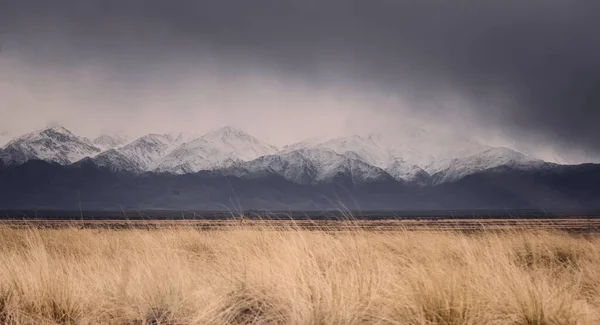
(87, 149), (144, 172)
(227, 150), (317, 184)
(430, 147), (549, 184)
(155, 126), (279, 174)
(284, 126), (541, 184)
(0, 126), (101, 165)
(364, 129), (492, 172)
(92, 135), (129, 151)
(201, 126), (278, 160)
(385, 159), (431, 185)
(154, 138), (241, 174)
(315, 135), (393, 167)
(369, 132), (541, 183)
(231, 147), (392, 184)
(116, 133), (187, 170)
(286, 134), (430, 183)
(298, 147), (391, 182)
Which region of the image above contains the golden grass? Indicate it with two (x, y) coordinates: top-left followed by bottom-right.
(0, 224), (599, 324)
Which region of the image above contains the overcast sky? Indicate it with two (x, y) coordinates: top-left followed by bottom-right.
(1, 0), (599, 163)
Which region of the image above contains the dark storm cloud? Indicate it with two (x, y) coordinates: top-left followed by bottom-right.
(1, 0), (600, 154)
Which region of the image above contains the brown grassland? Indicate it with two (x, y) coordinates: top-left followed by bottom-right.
(0, 221), (599, 324)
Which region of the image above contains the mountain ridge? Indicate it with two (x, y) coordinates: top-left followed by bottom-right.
(0, 125), (571, 185)
(155, 126), (279, 174)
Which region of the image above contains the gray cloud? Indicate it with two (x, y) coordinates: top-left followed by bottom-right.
(1, 0), (600, 161)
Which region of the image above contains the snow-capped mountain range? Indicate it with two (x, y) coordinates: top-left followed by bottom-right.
(0, 127), (101, 165)
(155, 126), (279, 174)
(0, 125), (554, 185)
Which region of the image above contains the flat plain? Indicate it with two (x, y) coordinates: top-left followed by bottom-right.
(2, 217), (600, 232)
(0, 219), (599, 324)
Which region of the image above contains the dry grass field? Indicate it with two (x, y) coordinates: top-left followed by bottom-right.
(0, 221), (599, 324)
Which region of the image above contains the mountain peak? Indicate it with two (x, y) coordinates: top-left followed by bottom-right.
(153, 126), (279, 173)
(204, 125), (250, 140)
(93, 135), (128, 150)
(201, 125), (275, 149)
(40, 125), (73, 136)
(9, 125), (80, 145)
(0, 125), (100, 165)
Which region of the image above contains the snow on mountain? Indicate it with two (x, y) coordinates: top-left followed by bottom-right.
(0, 146), (34, 166)
(372, 134), (543, 184)
(154, 138), (241, 174)
(228, 150), (317, 184)
(315, 135), (393, 167)
(201, 126), (278, 160)
(363, 128), (493, 172)
(300, 148), (392, 183)
(116, 133), (188, 170)
(86, 149), (144, 173)
(0, 126), (101, 165)
(230, 147), (392, 184)
(283, 126), (541, 184)
(92, 135), (129, 151)
(0, 124), (554, 185)
(286, 134), (430, 183)
(385, 159), (431, 185)
(155, 126), (279, 174)
(430, 147), (549, 184)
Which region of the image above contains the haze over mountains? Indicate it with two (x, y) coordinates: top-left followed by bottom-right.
(0, 125), (551, 184)
(0, 125), (598, 211)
